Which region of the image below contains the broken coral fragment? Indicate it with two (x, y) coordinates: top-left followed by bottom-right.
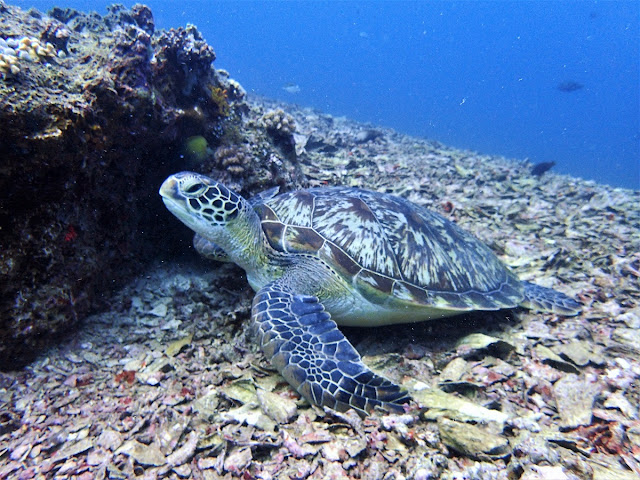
(552, 373), (599, 429)
(437, 417), (510, 459)
(409, 381), (509, 424)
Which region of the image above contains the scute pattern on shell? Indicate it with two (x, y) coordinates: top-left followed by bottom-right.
(313, 194), (401, 278)
(258, 187), (523, 309)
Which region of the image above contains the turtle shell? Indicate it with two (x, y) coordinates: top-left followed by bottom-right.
(255, 187), (523, 311)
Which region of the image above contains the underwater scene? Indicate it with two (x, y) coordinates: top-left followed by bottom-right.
(0, 1), (639, 479)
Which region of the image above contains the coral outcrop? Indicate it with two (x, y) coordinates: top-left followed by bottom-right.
(0, 1), (303, 369)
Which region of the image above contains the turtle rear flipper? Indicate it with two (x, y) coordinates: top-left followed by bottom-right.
(252, 281), (411, 416)
(521, 281), (581, 316)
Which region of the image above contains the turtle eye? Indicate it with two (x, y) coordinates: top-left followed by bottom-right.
(185, 182), (206, 195)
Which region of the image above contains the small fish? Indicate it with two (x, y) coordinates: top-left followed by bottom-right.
(183, 135), (211, 163)
(557, 81), (583, 93)
(282, 83), (301, 94)
(531, 161), (556, 176)
(354, 129), (383, 144)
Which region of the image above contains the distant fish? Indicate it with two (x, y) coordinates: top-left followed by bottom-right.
(282, 83), (301, 94)
(531, 161), (556, 176)
(354, 129), (383, 144)
(557, 81), (583, 93)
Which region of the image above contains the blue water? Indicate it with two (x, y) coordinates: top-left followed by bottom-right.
(17, 1), (640, 189)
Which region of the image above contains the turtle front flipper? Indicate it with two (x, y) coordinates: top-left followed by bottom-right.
(193, 234), (231, 262)
(252, 281), (411, 416)
(521, 281), (581, 316)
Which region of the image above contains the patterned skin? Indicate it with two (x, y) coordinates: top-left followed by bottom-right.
(160, 172), (580, 416)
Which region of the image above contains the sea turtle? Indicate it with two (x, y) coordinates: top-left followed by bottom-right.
(159, 172), (580, 415)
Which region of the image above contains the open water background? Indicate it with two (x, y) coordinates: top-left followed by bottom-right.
(17, 0), (640, 189)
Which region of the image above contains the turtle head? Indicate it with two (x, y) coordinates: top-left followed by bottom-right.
(159, 172), (247, 240)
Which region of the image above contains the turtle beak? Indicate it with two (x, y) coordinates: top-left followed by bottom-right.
(159, 175), (179, 200)
(159, 175), (189, 221)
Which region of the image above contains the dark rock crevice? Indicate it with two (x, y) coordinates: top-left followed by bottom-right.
(0, 1), (304, 369)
